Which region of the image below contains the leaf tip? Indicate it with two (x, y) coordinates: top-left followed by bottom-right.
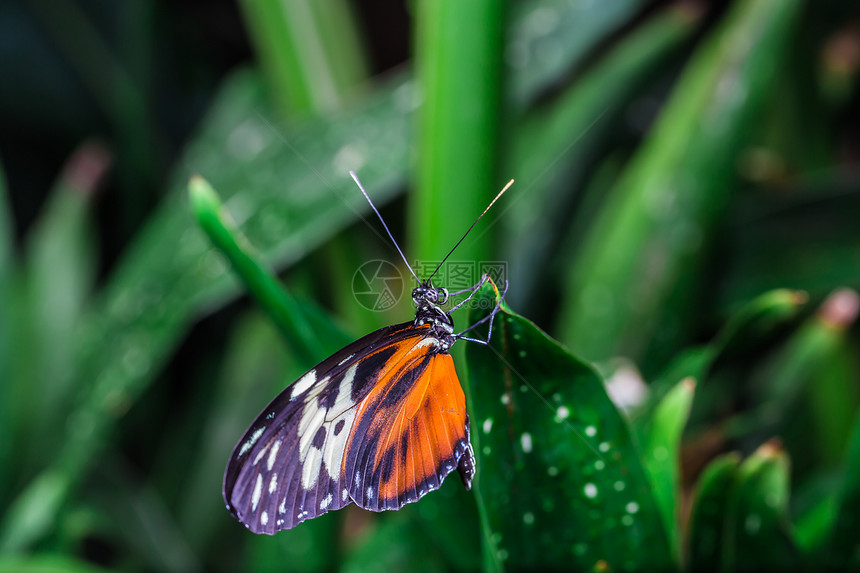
(755, 438), (784, 459)
(681, 376), (697, 392)
(188, 175), (221, 215)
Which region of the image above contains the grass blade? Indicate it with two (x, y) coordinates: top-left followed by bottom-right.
(560, 0), (803, 365)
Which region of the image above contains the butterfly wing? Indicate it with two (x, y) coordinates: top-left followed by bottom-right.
(223, 321), (474, 534)
(345, 348), (475, 511)
(223, 321), (419, 533)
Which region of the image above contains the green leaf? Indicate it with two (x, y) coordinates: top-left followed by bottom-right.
(686, 452), (741, 572)
(638, 377), (695, 563)
(503, 7), (699, 308)
(16, 143), (102, 474)
(726, 442), (801, 572)
(465, 285), (671, 571)
(507, 0), (653, 105)
(341, 512), (448, 573)
(639, 288), (805, 422)
(411, 0), (505, 267)
(0, 555), (111, 573)
(560, 0), (803, 364)
(829, 413), (860, 568)
(749, 289), (860, 470)
(238, 0), (367, 117)
(189, 175), (333, 361)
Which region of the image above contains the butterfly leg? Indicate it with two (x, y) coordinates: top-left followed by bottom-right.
(456, 278), (509, 346)
(447, 274), (491, 313)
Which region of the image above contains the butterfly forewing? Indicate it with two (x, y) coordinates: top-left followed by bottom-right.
(223, 321), (474, 533)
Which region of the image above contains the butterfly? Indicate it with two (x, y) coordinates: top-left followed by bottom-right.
(223, 172), (513, 533)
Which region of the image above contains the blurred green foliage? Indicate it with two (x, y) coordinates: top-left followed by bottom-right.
(1, 0), (859, 571)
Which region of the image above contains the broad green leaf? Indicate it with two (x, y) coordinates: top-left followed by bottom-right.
(638, 377), (695, 562)
(726, 442), (801, 572)
(829, 413), (860, 568)
(686, 452), (740, 572)
(466, 285), (671, 571)
(561, 0), (803, 365)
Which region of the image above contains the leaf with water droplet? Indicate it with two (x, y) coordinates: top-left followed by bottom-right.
(465, 284), (671, 571)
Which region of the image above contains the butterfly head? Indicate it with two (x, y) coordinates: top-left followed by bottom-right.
(412, 279), (455, 350)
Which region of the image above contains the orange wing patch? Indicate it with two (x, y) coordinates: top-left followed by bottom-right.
(344, 335), (475, 511)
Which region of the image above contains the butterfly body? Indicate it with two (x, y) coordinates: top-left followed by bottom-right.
(223, 280), (476, 534)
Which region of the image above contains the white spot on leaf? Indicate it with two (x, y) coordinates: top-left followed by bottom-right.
(483, 418), (493, 433)
(521, 433), (533, 453)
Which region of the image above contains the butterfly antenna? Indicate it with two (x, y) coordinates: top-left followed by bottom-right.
(429, 179), (514, 281)
(349, 171), (421, 284)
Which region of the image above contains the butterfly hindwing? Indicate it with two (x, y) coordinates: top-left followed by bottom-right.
(223, 321), (474, 533)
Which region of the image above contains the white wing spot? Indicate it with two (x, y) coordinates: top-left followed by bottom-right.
(269, 473), (278, 494)
(253, 445), (268, 466)
(338, 354), (354, 366)
(251, 473), (263, 511)
(267, 440), (282, 470)
(290, 369), (317, 400)
(239, 426), (266, 457)
(260, 511), (268, 526)
(279, 498), (287, 514)
(319, 493), (333, 510)
(301, 446), (323, 490)
(342, 488), (348, 502)
(366, 487), (374, 500)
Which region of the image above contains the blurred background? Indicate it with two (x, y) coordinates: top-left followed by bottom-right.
(1, 0), (859, 571)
